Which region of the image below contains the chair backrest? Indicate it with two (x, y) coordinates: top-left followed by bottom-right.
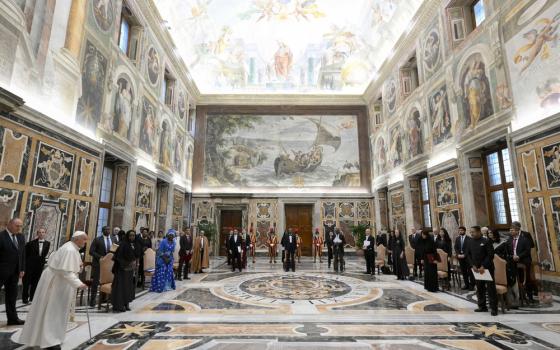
(436, 248), (448, 272)
(144, 248), (156, 272)
(493, 255), (507, 286)
(405, 246), (414, 264)
(376, 245), (386, 261)
(99, 253), (114, 285)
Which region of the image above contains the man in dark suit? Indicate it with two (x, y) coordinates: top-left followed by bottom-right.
(332, 228), (346, 272)
(229, 229), (243, 272)
(325, 230), (334, 268)
(455, 226), (474, 290)
(509, 222), (536, 302)
(467, 226), (498, 316)
(0, 218), (26, 325)
(22, 228), (50, 304)
(178, 228), (192, 280)
(89, 226), (113, 307)
(409, 228), (423, 278)
(281, 229), (290, 263)
(364, 228), (376, 276)
(282, 229), (297, 272)
(136, 227), (152, 286)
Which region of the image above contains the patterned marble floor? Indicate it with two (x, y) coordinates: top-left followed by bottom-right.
(1, 257), (559, 349)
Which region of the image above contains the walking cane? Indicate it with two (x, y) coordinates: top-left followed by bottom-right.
(85, 305), (95, 345)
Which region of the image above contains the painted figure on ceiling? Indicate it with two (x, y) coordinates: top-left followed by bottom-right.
(461, 54), (493, 129)
(274, 42), (293, 80)
(408, 109), (423, 157)
(113, 77), (133, 139)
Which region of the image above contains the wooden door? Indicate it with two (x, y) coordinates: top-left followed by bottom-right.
(285, 204), (313, 256)
(220, 210), (242, 256)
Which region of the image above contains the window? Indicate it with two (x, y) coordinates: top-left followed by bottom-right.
(162, 69), (175, 107)
(118, 17), (130, 54)
(400, 54), (419, 99)
(472, 0), (486, 28)
(447, 0), (486, 48)
(118, 2), (143, 62)
(483, 147), (518, 227)
(420, 176), (432, 229)
(97, 165), (114, 236)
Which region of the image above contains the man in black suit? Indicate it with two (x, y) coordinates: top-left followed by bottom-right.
(281, 229), (290, 263)
(282, 229), (297, 272)
(0, 218), (26, 325)
(178, 228), (193, 280)
(136, 227), (152, 286)
(22, 228), (50, 304)
(89, 226), (113, 307)
(332, 228), (346, 272)
(455, 226), (474, 290)
(229, 229), (243, 272)
(408, 228), (423, 278)
(325, 230), (335, 268)
(467, 226), (498, 316)
(509, 222), (536, 302)
(364, 228), (376, 276)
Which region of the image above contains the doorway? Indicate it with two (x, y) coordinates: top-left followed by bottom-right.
(284, 204), (313, 256)
(220, 210), (242, 256)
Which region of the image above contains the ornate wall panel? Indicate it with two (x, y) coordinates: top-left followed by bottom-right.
(429, 169), (463, 243)
(320, 199), (374, 248)
(133, 175), (155, 233)
(0, 115), (101, 251)
(389, 188), (406, 234)
(515, 132), (560, 274)
(172, 190), (184, 231)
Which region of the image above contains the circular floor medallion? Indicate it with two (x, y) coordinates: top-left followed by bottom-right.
(239, 275), (351, 300)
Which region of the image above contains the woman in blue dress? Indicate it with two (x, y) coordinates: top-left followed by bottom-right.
(150, 229), (176, 293)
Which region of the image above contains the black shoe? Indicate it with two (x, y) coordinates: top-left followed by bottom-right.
(177, 277), (183, 281)
(46, 345), (61, 350)
(22, 299), (29, 305)
(7, 319), (24, 325)
(474, 308), (488, 312)
(491, 310), (498, 316)
(461, 286), (470, 290)
(185, 277), (191, 280)
(125, 305), (131, 311)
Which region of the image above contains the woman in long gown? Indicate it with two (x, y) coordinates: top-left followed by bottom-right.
(418, 229), (439, 292)
(150, 229), (176, 293)
(391, 229), (409, 280)
(388, 230), (396, 274)
(111, 230), (138, 312)
(435, 228), (452, 274)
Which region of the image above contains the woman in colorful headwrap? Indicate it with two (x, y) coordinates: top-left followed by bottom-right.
(150, 229), (176, 293)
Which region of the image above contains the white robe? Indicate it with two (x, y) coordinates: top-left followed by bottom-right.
(18, 241), (83, 348)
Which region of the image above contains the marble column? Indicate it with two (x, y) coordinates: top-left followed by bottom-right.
(404, 176), (423, 233)
(459, 151), (489, 227)
(374, 188), (389, 232)
(63, 0), (86, 58)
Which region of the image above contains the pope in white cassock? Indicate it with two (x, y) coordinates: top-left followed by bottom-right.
(18, 231), (88, 349)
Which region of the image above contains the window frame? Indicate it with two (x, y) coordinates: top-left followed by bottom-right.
(471, 0), (486, 28)
(97, 165), (115, 236)
(482, 147), (516, 229)
(118, 15), (131, 55)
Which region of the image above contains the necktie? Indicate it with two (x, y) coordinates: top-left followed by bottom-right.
(106, 237), (111, 253)
(11, 234), (18, 248)
(460, 236), (464, 251)
(513, 238), (517, 254)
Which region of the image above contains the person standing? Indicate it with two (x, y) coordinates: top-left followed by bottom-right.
(22, 228), (50, 304)
(151, 230), (176, 292)
(295, 231), (302, 263)
(418, 230), (439, 292)
(136, 228), (152, 287)
(509, 222), (536, 303)
(111, 230), (138, 312)
(363, 228), (376, 276)
(88, 226), (112, 307)
(312, 228), (323, 263)
(225, 229), (233, 266)
(467, 226), (498, 316)
(409, 228), (423, 278)
(281, 229), (290, 263)
(0, 218), (26, 325)
(249, 229), (257, 264)
(229, 229), (243, 272)
(17, 231), (88, 349)
(282, 229), (297, 272)
(392, 229), (409, 280)
(333, 228), (346, 273)
(178, 228), (192, 280)
(111, 227), (121, 245)
(325, 230), (335, 268)
(267, 228), (278, 263)
(243, 229), (251, 268)
(191, 230), (210, 274)
(454, 226), (474, 290)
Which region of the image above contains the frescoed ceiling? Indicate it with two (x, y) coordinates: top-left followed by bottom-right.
(155, 0), (424, 94)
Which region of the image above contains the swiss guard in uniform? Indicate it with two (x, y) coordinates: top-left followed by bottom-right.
(267, 228), (278, 263)
(313, 228), (324, 263)
(295, 230), (302, 263)
(249, 228), (257, 264)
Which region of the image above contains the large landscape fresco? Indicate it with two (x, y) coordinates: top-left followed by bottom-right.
(203, 115), (361, 188)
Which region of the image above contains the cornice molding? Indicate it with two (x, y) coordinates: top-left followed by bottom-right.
(0, 86), (25, 113)
(197, 93), (367, 106)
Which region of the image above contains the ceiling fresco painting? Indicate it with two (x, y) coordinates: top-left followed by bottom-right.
(155, 0), (424, 94)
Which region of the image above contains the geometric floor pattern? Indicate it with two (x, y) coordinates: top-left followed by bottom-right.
(1, 257), (559, 349)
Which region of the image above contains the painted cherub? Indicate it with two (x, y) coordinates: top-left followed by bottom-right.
(513, 13), (560, 74)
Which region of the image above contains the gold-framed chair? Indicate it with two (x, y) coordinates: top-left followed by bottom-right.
(375, 245), (386, 274)
(98, 252), (114, 312)
(143, 248), (156, 290)
(405, 246), (415, 273)
(436, 249), (449, 291)
(494, 255), (509, 314)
